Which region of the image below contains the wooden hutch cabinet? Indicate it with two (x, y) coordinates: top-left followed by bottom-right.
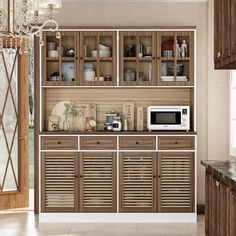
(36, 26), (197, 222)
(214, 0), (236, 69)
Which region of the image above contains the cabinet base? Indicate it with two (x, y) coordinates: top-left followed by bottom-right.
(39, 213), (197, 223)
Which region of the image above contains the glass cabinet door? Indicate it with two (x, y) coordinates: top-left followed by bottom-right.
(120, 31), (156, 86)
(42, 32), (77, 86)
(157, 31), (194, 86)
(80, 32), (117, 86)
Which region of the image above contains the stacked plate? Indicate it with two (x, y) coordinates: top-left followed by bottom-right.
(91, 44), (111, 57)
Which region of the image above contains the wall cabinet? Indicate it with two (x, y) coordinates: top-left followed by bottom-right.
(42, 30), (194, 86)
(214, 0), (236, 69)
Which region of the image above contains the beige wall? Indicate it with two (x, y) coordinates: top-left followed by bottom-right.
(54, 1), (229, 205)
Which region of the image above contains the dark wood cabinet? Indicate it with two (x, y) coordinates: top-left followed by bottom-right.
(230, 189), (236, 236)
(205, 171), (230, 236)
(215, 0), (236, 69)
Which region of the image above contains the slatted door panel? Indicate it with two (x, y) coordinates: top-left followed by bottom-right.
(158, 152), (194, 213)
(120, 152), (156, 212)
(41, 152), (77, 212)
(80, 152), (117, 212)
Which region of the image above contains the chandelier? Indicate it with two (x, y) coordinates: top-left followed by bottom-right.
(0, 0), (62, 53)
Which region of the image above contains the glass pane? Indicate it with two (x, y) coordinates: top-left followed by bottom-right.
(0, 0), (8, 32)
(0, 49), (18, 192)
(161, 61), (174, 82)
(84, 36), (97, 57)
(139, 62), (152, 82)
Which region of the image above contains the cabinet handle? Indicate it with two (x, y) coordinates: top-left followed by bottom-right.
(153, 175), (156, 179)
(97, 141), (100, 145)
(158, 175), (161, 178)
(57, 141), (61, 145)
(136, 141), (139, 145)
(215, 180), (220, 187)
(217, 52), (221, 58)
(19, 135), (28, 141)
(80, 175), (83, 178)
(74, 175), (78, 178)
(175, 142), (178, 144)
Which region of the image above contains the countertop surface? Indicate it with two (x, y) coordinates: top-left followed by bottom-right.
(201, 160), (236, 182)
(40, 131), (197, 135)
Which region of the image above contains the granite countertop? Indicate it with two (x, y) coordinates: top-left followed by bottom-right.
(201, 160), (236, 182)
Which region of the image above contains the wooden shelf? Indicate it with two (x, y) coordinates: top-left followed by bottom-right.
(161, 57), (174, 62)
(177, 57), (190, 61)
(84, 57), (113, 61)
(123, 57), (137, 61)
(46, 57), (59, 62)
(62, 57), (75, 62)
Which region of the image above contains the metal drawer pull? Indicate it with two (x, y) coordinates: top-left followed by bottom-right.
(175, 142), (178, 144)
(57, 141), (61, 145)
(215, 181), (220, 187)
(19, 135), (28, 141)
(136, 141), (139, 145)
(97, 141), (100, 144)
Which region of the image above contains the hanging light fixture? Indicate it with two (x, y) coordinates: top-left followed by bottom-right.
(0, 0), (62, 53)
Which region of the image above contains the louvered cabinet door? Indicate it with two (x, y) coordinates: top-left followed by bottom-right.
(80, 152), (117, 212)
(120, 152), (156, 212)
(41, 152), (78, 212)
(158, 152), (194, 213)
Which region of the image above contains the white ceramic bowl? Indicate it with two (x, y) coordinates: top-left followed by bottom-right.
(99, 44), (110, 51)
(91, 50), (111, 58)
(48, 50), (59, 58)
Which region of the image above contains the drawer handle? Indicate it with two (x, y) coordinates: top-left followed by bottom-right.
(74, 175), (78, 178)
(175, 142), (178, 144)
(136, 141), (139, 145)
(80, 175), (83, 178)
(215, 181), (220, 187)
(58, 141), (61, 145)
(153, 175), (156, 179)
(97, 141), (100, 145)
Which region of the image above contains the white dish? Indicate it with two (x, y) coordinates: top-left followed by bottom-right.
(91, 50), (111, 57)
(48, 50), (59, 58)
(51, 101), (71, 130)
(99, 44), (110, 51)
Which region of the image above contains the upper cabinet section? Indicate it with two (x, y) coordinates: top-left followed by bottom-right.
(214, 0), (236, 69)
(41, 29), (195, 86)
(80, 31), (117, 86)
(120, 31), (156, 86)
(158, 31), (194, 86)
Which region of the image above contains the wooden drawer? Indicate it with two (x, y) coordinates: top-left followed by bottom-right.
(41, 136), (78, 150)
(119, 136), (156, 150)
(80, 136), (117, 150)
(158, 136), (195, 150)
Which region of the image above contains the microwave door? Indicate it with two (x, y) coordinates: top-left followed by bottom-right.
(151, 111), (181, 126)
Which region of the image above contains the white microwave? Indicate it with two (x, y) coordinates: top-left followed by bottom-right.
(147, 106), (190, 131)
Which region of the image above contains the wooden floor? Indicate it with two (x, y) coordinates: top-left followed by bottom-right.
(0, 211), (205, 236)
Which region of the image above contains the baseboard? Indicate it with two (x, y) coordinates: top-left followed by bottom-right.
(197, 204), (205, 214)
